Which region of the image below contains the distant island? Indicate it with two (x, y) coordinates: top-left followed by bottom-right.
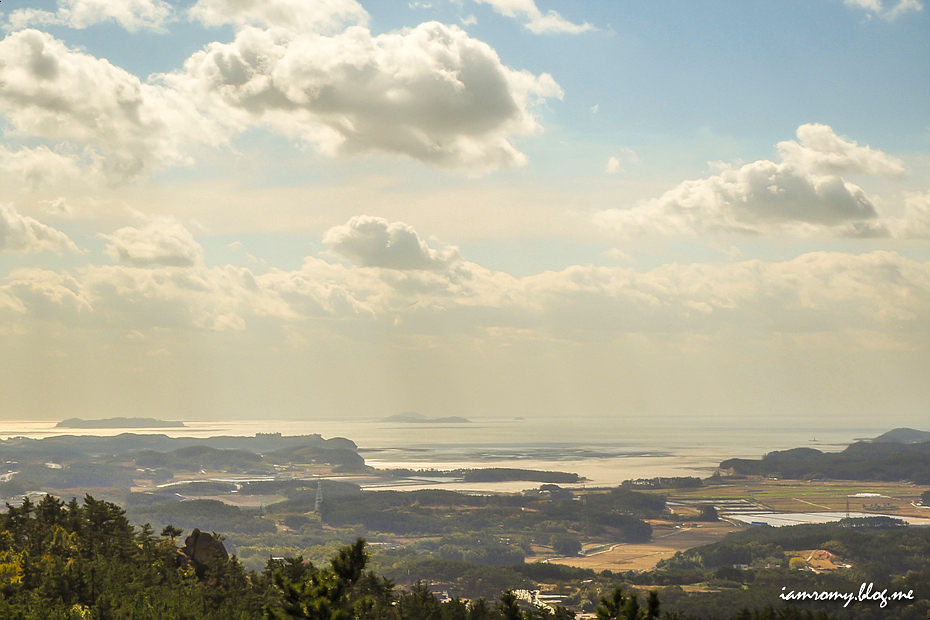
(380, 412), (470, 424)
(56, 417), (187, 429)
(871, 427), (930, 444)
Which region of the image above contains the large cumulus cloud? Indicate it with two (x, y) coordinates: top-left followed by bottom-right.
(595, 124), (906, 238)
(0, 4), (561, 183)
(165, 21), (562, 172)
(0, 30), (226, 181)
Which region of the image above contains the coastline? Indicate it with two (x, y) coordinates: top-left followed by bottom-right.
(0, 417), (890, 492)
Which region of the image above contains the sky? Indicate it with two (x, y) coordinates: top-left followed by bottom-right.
(0, 0), (928, 428)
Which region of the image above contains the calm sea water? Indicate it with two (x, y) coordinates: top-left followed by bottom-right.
(0, 416), (889, 491)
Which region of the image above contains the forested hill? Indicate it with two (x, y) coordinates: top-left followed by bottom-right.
(872, 428), (930, 444)
(0, 432), (357, 459)
(720, 440), (930, 483)
(0, 494), (868, 620)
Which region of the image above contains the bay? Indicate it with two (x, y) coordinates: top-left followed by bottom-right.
(0, 416), (885, 491)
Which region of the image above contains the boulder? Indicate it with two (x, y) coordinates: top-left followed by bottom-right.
(181, 528), (229, 578)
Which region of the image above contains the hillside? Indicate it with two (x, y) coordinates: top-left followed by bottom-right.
(720, 439), (930, 483)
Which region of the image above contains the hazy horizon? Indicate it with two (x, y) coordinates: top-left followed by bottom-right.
(1, 1), (928, 426)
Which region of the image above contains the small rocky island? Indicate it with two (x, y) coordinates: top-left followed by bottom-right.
(56, 417), (187, 429)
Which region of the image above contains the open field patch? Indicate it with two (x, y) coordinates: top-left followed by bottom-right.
(548, 521), (742, 572)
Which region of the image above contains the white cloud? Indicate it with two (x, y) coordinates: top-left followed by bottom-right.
(0, 30), (226, 181)
(844, 0), (923, 19)
(40, 198), (75, 218)
(898, 190), (930, 238)
(3, 269), (93, 321)
(777, 123), (906, 178)
(188, 0), (368, 33)
(324, 215), (461, 270)
(605, 147), (640, 174)
(595, 124), (903, 238)
(603, 248), (635, 264)
(0, 204), (80, 254)
(472, 0), (594, 34)
(6, 0), (174, 32)
(101, 218), (205, 267)
(0, 144), (106, 190)
(166, 21), (562, 172)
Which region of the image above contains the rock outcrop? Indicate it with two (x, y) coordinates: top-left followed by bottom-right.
(181, 528), (229, 578)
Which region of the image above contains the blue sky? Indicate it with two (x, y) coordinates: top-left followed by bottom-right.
(0, 0), (928, 427)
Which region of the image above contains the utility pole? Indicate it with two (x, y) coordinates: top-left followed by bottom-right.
(315, 481), (323, 513)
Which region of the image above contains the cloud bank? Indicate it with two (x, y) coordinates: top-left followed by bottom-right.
(2, 216), (926, 348)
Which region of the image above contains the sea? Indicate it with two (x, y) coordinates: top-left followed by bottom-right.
(0, 415), (896, 493)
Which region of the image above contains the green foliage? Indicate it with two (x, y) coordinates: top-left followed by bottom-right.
(595, 586), (650, 620)
(658, 520), (930, 576)
(549, 534), (581, 557)
(0, 494), (269, 619)
(372, 556), (532, 600)
(264, 446), (368, 472)
(510, 563), (595, 582)
(265, 538), (388, 620)
(6, 497), (926, 620)
(11, 461), (137, 491)
(620, 477), (703, 490)
(127, 498), (277, 535)
(132, 446), (270, 473)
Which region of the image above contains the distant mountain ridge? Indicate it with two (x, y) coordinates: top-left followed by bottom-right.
(380, 412), (470, 424)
